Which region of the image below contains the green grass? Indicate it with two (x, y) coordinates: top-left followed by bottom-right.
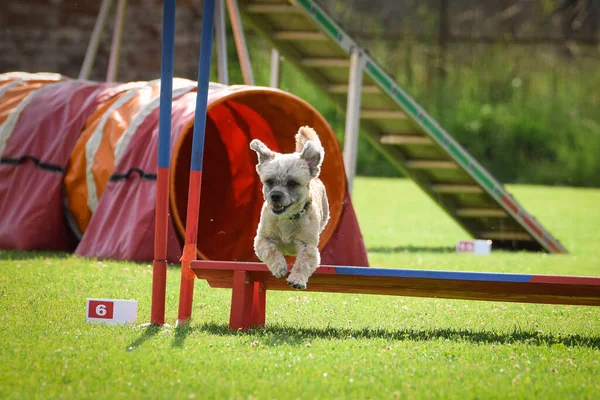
(1, 178), (599, 399)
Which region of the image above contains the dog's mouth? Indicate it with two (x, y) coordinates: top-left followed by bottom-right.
(271, 203), (291, 215)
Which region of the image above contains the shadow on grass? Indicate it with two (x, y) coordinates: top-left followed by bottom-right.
(187, 322), (600, 349)
(0, 250), (72, 260)
(368, 245), (455, 254)
(126, 325), (162, 351)
(172, 322), (193, 348)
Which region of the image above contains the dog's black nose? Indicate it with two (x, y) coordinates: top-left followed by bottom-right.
(270, 191), (283, 203)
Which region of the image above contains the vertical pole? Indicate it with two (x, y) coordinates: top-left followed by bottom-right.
(269, 49), (281, 88)
(150, 0), (176, 326)
(106, 0), (127, 82)
(215, 0), (228, 85)
(226, 0), (254, 85)
(343, 47), (363, 195)
(79, 0), (112, 80)
(177, 0), (216, 325)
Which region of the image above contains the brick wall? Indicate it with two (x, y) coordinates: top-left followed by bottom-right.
(0, 0), (207, 82)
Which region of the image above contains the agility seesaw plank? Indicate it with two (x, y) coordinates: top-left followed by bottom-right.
(190, 261), (600, 330)
(237, 0), (566, 253)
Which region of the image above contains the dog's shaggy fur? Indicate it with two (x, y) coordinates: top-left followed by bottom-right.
(250, 126), (330, 289)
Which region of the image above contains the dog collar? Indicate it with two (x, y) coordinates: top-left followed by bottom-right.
(289, 200), (312, 221)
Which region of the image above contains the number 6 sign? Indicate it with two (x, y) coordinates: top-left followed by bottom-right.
(86, 298), (138, 325)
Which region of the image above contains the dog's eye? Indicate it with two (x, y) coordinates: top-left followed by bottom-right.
(265, 179), (274, 186)
(286, 181), (299, 189)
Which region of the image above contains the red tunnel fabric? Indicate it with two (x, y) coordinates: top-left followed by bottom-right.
(0, 81), (124, 251)
(176, 100), (283, 262)
(320, 193), (368, 266)
(74, 92), (195, 262)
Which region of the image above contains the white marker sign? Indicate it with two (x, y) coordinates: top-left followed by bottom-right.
(86, 298), (138, 325)
(456, 240), (492, 255)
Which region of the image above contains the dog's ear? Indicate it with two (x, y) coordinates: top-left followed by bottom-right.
(300, 141), (324, 177)
(250, 139), (275, 165)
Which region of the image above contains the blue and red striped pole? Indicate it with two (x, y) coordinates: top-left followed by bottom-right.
(150, 0), (176, 326)
(177, 0), (216, 324)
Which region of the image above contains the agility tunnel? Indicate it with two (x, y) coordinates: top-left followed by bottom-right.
(0, 72), (368, 266)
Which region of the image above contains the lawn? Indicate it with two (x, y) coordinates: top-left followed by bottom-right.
(1, 178), (599, 399)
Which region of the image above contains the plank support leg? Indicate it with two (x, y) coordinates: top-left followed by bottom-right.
(251, 281), (266, 327)
(229, 270), (255, 330)
(229, 271), (267, 330)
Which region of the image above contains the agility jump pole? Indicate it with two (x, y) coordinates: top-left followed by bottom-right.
(150, 0), (176, 326)
(177, 0), (216, 324)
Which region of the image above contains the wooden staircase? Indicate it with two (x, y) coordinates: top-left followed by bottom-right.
(238, 0), (567, 253)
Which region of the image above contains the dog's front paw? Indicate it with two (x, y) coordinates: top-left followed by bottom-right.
(267, 260), (288, 279)
(286, 272), (307, 290)
(287, 279), (307, 290)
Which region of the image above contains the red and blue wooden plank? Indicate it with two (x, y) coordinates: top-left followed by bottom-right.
(190, 261), (600, 330)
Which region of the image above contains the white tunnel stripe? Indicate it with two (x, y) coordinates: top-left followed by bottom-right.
(0, 79), (24, 99)
(0, 81), (73, 158)
(85, 78), (195, 213)
(0, 71), (64, 82)
(113, 79), (196, 165)
(85, 82), (150, 213)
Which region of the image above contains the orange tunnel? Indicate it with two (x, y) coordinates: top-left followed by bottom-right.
(64, 82), (347, 262)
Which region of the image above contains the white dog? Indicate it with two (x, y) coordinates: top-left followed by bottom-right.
(250, 126), (330, 289)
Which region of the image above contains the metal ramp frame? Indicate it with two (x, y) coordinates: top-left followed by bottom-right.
(237, 0), (567, 253)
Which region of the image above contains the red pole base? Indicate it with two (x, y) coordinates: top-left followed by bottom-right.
(150, 260), (167, 325)
(177, 257), (197, 324)
(177, 169), (203, 324)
